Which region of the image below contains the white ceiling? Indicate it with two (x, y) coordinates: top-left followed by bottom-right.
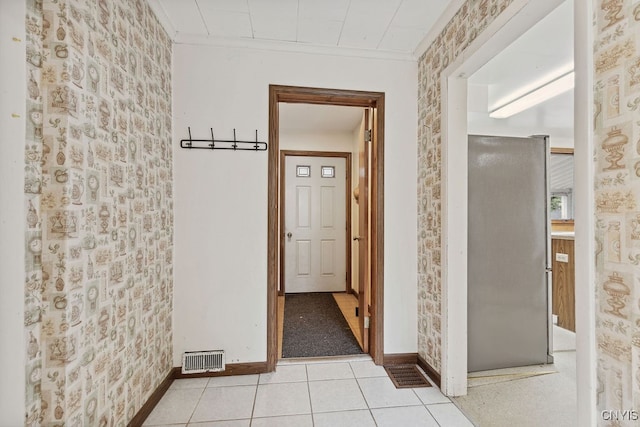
(468, 0), (574, 146)
(148, 0), (455, 57)
(148, 0), (574, 141)
(148, 0), (459, 133)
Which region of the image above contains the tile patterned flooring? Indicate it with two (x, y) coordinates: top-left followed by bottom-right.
(144, 358), (475, 426)
(147, 300), (576, 427)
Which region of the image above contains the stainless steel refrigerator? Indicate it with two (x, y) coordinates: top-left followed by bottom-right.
(468, 134), (553, 372)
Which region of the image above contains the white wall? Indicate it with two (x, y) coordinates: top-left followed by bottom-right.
(280, 130), (354, 152)
(0, 1), (26, 424)
(172, 44), (418, 364)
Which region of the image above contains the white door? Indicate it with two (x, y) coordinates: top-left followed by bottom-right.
(284, 155), (347, 293)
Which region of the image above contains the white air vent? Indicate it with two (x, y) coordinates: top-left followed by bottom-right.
(182, 350), (225, 374)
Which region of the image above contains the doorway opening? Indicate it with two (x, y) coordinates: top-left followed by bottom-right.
(267, 85), (385, 370)
(279, 150), (361, 359)
(440, 0), (594, 424)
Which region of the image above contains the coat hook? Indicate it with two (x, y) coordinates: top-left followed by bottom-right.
(179, 127), (267, 151)
(186, 127), (193, 148)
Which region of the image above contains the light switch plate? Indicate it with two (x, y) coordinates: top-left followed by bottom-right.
(556, 253), (569, 263)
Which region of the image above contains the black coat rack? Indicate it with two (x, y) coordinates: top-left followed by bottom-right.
(180, 127), (267, 151)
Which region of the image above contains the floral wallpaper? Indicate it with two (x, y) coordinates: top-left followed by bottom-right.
(24, 0), (173, 425)
(594, 0), (640, 423)
(416, 0), (514, 373)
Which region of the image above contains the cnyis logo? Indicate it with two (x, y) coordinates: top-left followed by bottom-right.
(601, 410), (639, 421)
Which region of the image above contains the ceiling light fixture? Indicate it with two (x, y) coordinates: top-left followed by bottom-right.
(489, 71), (575, 119)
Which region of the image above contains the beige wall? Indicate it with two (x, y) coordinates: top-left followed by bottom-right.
(416, 0), (516, 374)
(23, 0), (173, 424)
(593, 0), (640, 420)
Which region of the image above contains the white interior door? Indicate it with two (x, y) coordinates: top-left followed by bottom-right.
(284, 155), (347, 293)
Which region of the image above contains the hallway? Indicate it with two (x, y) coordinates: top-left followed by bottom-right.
(3, 1), (630, 425)
(278, 293), (363, 359)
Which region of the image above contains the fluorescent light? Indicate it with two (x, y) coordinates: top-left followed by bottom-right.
(489, 71), (575, 119)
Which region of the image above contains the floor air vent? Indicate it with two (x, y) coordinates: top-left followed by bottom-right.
(182, 350), (225, 374)
(384, 364), (432, 389)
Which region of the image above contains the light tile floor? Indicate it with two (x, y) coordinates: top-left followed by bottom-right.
(453, 326), (577, 427)
(144, 358), (474, 427)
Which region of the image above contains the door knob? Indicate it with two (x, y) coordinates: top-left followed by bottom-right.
(353, 236), (362, 241)
(287, 232), (292, 239)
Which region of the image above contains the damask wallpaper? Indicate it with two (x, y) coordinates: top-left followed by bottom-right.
(416, 0), (514, 373)
(24, 0), (173, 425)
(593, 0), (640, 421)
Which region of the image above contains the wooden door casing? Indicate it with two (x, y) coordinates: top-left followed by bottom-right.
(268, 85), (385, 369)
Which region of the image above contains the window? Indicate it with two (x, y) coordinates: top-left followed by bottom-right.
(296, 165), (311, 177)
(549, 150), (574, 220)
(321, 166), (335, 178)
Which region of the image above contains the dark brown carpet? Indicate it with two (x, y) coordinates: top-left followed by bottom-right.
(282, 293), (363, 358)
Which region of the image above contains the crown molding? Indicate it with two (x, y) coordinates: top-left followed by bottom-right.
(172, 32), (417, 62)
(146, 0), (424, 62)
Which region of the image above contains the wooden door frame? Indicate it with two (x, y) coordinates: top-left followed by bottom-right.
(268, 85), (385, 369)
(279, 150), (352, 296)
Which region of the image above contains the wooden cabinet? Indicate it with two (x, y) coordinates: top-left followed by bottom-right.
(551, 237), (575, 332)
